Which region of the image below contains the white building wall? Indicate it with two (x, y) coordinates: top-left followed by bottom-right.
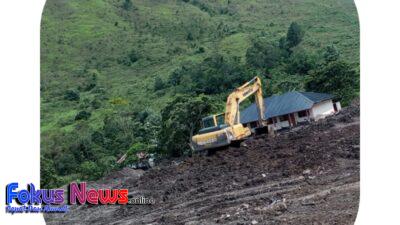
(268, 124), (275, 131)
(268, 117), (289, 131)
(263, 99), (336, 132)
(311, 100), (335, 121)
(278, 119), (290, 128)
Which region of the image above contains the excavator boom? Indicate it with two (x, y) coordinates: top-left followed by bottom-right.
(225, 76), (265, 126)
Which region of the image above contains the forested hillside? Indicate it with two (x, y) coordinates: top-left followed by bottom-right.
(41, 0), (359, 188)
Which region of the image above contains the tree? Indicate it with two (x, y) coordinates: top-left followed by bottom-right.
(186, 32), (194, 41)
(286, 48), (316, 75)
(54, 152), (78, 175)
(64, 89), (80, 101)
(169, 54), (252, 95)
(159, 95), (215, 157)
(69, 136), (96, 163)
(305, 60), (358, 106)
(80, 161), (103, 180)
(140, 111), (161, 146)
(246, 39), (282, 70)
(91, 131), (104, 145)
(169, 68), (183, 86)
(323, 45), (340, 62)
(154, 76), (165, 91)
(128, 142), (148, 155)
(75, 110), (91, 121)
(192, 54), (252, 94)
(102, 115), (137, 155)
(278, 37), (287, 49)
(91, 99), (102, 109)
(286, 22), (304, 48)
(196, 46), (205, 54)
(98, 156), (117, 174)
(41, 155), (60, 188)
(128, 50), (139, 63)
(122, 0), (133, 10)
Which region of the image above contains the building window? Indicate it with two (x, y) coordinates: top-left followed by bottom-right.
(298, 110), (307, 118)
(279, 115), (289, 121)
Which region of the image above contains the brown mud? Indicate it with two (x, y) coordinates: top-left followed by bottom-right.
(45, 101), (360, 225)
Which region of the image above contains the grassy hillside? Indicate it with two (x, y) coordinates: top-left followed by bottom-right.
(41, 0), (359, 187)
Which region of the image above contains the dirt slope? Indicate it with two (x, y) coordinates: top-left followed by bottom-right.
(45, 103), (360, 225)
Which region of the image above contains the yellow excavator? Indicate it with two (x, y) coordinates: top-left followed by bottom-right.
(190, 76), (266, 151)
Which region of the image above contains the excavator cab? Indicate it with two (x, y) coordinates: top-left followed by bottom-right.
(198, 113), (227, 134)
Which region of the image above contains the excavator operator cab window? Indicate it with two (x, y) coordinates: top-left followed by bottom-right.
(216, 114), (225, 126)
(201, 116), (216, 129)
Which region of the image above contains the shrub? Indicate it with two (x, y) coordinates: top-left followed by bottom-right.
(128, 50), (140, 63)
(90, 99), (101, 109)
(75, 110), (91, 121)
(324, 45), (340, 62)
(154, 77), (165, 91)
(69, 136), (96, 163)
(122, 0), (132, 10)
(54, 152), (78, 176)
(91, 131), (104, 145)
(186, 32), (194, 41)
(109, 97), (128, 105)
(196, 46), (205, 54)
(80, 161), (102, 180)
(41, 155), (61, 188)
(98, 156), (117, 174)
(64, 89), (80, 101)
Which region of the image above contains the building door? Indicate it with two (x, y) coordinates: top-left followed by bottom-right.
(289, 113), (296, 127)
(333, 103), (338, 112)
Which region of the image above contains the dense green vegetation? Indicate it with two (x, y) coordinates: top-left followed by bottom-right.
(41, 0), (359, 188)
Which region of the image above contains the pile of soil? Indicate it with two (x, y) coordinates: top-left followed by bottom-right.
(45, 103), (360, 225)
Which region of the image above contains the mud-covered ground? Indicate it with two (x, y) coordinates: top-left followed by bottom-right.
(45, 102), (360, 225)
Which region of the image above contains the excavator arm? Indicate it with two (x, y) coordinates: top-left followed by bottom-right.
(224, 76), (265, 126)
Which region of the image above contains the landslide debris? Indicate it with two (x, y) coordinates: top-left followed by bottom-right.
(45, 102), (360, 225)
